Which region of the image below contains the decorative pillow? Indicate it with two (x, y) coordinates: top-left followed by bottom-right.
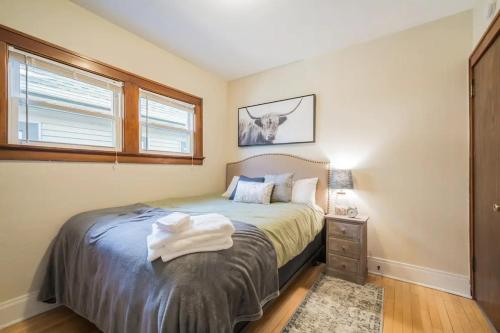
(291, 177), (318, 206)
(229, 175), (265, 200)
(264, 173), (294, 202)
(222, 176), (239, 198)
(233, 182), (274, 204)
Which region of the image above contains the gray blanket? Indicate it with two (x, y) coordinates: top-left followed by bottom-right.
(39, 204), (279, 333)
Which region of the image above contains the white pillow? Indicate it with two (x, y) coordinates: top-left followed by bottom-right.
(233, 181), (274, 204)
(222, 176), (239, 198)
(291, 177), (318, 206)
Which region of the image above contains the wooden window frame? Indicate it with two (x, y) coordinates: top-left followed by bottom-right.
(0, 24), (204, 165)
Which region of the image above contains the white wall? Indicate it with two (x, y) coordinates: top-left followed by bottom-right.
(228, 12), (472, 286)
(0, 0), (228, 306)
(473, 0), (499, 44)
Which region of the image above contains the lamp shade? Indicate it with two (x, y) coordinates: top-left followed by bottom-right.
(330, 169), (353, 189)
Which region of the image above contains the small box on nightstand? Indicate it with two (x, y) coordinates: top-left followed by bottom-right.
(325, 214), (368, 284)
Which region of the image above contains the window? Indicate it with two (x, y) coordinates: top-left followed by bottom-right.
(0, 25), (203, 164)
(139, 89), (194, 155)
(7, 47), (123, 150)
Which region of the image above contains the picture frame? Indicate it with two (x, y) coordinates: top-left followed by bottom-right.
(238, 94), (316, 147)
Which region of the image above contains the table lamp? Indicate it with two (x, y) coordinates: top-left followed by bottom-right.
(330, 169), (357, 217)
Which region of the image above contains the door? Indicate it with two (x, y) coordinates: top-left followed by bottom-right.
(472, 22), (500, 330)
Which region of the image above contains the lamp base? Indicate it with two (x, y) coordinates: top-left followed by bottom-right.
(333, 191), (350, 215)
(334, 206), (349, 216)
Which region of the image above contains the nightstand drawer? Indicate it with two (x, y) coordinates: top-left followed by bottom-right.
(329, 238), (360, 259)
(328, 254), (359, 274)
(329, 221), (361, 241)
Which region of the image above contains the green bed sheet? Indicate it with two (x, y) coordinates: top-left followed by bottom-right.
(147, 194), (324, 268)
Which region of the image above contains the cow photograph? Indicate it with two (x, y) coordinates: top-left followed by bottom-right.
(238, 94), (315, 147)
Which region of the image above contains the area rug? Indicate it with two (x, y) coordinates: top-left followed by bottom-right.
(282, 274), (384, 333)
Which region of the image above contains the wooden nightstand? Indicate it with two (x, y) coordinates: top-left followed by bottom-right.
(325, 214), (368, 285)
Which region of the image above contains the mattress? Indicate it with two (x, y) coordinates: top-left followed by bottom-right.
(147, 194), (325, 267)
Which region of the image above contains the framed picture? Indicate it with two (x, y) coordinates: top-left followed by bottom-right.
(238, 94), (315, 147)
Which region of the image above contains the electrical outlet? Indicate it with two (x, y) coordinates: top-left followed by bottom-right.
(377, 265), (381, 271)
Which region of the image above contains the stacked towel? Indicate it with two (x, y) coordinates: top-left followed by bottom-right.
(147, 213), (235, 262)
(156, 212), (191, 233)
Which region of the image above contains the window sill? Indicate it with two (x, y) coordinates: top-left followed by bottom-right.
(0, 144), (204, 165)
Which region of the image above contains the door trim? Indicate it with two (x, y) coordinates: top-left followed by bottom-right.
(469, 10), (500, 299)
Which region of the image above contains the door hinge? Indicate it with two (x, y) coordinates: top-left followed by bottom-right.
(470, 79), (475, 98)
(472, 256), (476, 272)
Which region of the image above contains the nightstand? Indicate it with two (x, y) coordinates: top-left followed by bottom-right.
(325, 214), (368, 284)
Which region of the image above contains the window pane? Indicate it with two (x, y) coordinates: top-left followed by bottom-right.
(8, 48), (123, 150)
(140, 97), (191, 131)
(19, 104), (115, 148)
(139, 90), (194, 155)
(141, 125), (191, 154)
(21, 65), (115, 116)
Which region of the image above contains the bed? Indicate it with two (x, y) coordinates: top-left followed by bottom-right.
(39, 154), (330, 333)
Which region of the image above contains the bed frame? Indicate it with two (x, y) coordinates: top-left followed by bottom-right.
(227, 153), (330, 332)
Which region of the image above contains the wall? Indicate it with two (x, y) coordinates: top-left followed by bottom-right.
(473, 0), (499, 44)
(228, 12), (472, 294)
(0, 0), (228, 321)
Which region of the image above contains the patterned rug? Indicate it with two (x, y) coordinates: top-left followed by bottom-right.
(282, 274), (384, 333)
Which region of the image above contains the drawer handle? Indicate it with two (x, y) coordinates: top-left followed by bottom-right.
(341, 246), (346, 252)
(341, 264), (346, 269)
(341, 228), (346, 234)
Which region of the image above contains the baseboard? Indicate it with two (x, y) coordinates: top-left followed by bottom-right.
(368, 256), (471, 298)
(0, 291), (58, 329)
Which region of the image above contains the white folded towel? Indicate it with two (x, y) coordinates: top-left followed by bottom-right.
(147, 235), (233, 262)
(161, 238), (233, 262)
(156, 212), (191, 233)
(148, 213), (234, 250)
(146, 213), (235, 262)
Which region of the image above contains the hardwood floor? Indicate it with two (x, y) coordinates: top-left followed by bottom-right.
(1, 264), (493, 333)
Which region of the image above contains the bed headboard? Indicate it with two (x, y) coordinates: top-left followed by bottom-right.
(226, 154), (330, 212)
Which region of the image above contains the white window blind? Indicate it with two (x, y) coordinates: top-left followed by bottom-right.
(139, 89), (194, 155)
(7, 47), (123, 150)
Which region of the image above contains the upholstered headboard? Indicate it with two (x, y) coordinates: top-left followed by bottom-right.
(226, 154), (330, 212)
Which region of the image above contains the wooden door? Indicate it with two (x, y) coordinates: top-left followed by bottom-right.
(471, 13), (500, 331)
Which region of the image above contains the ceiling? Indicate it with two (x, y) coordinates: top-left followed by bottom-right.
(72, 0), (475, 80)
